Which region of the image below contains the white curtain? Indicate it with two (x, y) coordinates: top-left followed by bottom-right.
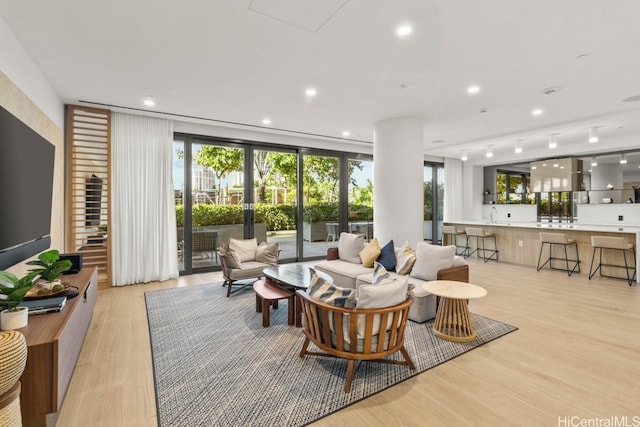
(443, 158), (464, 221)
(111, 113), (178, 286)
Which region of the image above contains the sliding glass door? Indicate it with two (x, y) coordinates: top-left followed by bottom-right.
(423, 163), (445, 243)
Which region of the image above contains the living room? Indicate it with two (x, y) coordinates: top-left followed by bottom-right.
(2, 2), (640, 426)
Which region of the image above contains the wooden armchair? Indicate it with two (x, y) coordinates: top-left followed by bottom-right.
(297, 290), (415, 393)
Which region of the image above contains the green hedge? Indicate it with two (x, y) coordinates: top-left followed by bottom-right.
(176, 203), (372, 230)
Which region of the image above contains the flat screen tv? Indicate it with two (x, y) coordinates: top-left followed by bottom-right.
(0, 106), (55, 270)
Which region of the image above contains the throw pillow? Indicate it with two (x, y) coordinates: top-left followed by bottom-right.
(410, 241), (455, 281)
(395, 241), (416, 275)
(376, 239), (396, 271)
(307, 268), (356, 308)
(356, 275), (409, 309)
(219, 242), (241, 268)
(371, 261), (394, 285)
(229, 237), (258, 263)
(255, 241), (279, 264)
(338, 232), (365, 264)
(359, 237), (381, 267)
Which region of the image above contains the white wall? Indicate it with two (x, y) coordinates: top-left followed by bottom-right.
(0, 16), (64, 127)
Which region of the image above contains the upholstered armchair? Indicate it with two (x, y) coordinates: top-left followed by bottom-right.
(219, 237), (280, 297)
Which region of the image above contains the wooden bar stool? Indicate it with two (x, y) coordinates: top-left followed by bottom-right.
(465, 227), (499, 262)
(537, 232), (580, 276)
(589, 236), (636, 286)
(441, 225), (467, 256)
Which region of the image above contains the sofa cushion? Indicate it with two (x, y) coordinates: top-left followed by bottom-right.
(307, 268), (356, 308)
(255, 241), (279, 264)
(314, 259), (372, 289)
(359, 237), (381, 267)
(376, 239), (396, 271)
(227, 261), (271, 280)
(371, 261), (393, 285)
(338, 232), (365, 264)
(395, 241), (416, 275)
(229, 237), (258, 263)
(410, 241), (455, 281)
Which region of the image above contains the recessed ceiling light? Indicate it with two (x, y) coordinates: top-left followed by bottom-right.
(591, 157), (598, 167)
(396, 25), (413, 37)
(542, 86), (561, 96)
(548, 134), (558, 149)
(485, 146), (493, 158)
(143, 96), (155, 107)
(342, 131), (350, 137)
(262, 118), (272, 125)
(305, 87), (317, 97)
(514, 140), (523, 154)
(461, 150), (468, 162)
(532, 108), (543, 116)
(467, 85), (480, 94)
(620, 154), (628, 164)
(588, 127), (599, 143)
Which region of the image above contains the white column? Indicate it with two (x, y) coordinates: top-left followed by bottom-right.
(373, 117), (424, 246)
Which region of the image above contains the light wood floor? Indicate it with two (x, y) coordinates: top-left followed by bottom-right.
(55, 259), (640, 427)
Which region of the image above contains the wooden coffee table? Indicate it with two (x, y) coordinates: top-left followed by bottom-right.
(263, 263), (331, 327)
(422, 280), (487, 342)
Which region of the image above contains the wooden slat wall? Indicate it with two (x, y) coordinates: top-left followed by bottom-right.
(65, 105), (111, 289)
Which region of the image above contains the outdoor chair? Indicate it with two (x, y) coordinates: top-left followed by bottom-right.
(297, 290), (415, 393)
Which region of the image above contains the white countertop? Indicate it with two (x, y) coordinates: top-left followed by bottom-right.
(446, 220), (640, 233)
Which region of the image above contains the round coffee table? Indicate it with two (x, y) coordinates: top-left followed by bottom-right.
(422, 280), (487, 342)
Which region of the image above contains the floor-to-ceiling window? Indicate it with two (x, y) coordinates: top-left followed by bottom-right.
(301, 153), (341, 257)
(175, 134), (372, 274)
(423, 162), (444, 243)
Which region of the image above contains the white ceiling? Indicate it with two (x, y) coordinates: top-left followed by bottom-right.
(2, 0), (640, 171)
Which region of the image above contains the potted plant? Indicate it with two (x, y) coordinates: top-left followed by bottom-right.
(27, 249), (72, 291)
(0, 270), (38, 330)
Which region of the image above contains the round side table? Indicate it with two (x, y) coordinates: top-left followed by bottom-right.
(422, 280), (487, 342)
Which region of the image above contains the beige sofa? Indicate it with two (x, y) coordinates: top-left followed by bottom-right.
(314, 244), (469, 323)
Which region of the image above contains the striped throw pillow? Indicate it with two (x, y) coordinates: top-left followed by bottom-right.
(307, 268), (356, 308)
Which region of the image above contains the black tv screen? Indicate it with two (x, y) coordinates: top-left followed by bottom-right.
(0, 106), (55, 270)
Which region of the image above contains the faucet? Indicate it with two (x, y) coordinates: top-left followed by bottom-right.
(490, 206), (498, 224)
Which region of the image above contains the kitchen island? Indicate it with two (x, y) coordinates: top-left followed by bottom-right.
(445, 220), (639, 284)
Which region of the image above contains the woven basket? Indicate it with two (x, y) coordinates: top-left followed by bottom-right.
(0, 331), (27, 395)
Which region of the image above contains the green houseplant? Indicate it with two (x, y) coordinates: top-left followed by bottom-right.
(0, 270), (38, 330)
(26, 249), (72, 285)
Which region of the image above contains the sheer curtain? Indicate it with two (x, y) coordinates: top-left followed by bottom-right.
(443, 158), (464, 221)
(111, 113), (178, 286)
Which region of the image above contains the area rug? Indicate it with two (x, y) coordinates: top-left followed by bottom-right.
(145, 283), (517, 427)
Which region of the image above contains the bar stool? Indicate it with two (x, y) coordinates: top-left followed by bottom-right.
(589, 236), (636, 286)
(537, 232), (580, 276)
(465, 227), (499, 262)
(441, 225), (467, 256)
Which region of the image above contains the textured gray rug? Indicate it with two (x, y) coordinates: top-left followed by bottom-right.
(145, 283), (517, 427)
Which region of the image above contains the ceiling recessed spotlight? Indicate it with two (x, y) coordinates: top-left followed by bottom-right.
(262, 118), (272, 125)
(591, 157), (598, 167)
(143, 96), (155, 107)
(467, 85), (480, 94)
(461, 150), (468, 162)
(548, 134), (558, 149)
(485, 145), (493, 158)
(514, 139), (523, 154)
(396, 25), (413, 37)
(588, 127), (599, 143)
(342, 131), (351, 137)
(305, 87), (317, 97)
(532, 108), (543, 116)
(620, 154), (627, 164)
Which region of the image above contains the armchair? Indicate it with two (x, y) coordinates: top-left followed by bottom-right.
(297, 290), (415, 393)
(219, 238), (280, 297)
